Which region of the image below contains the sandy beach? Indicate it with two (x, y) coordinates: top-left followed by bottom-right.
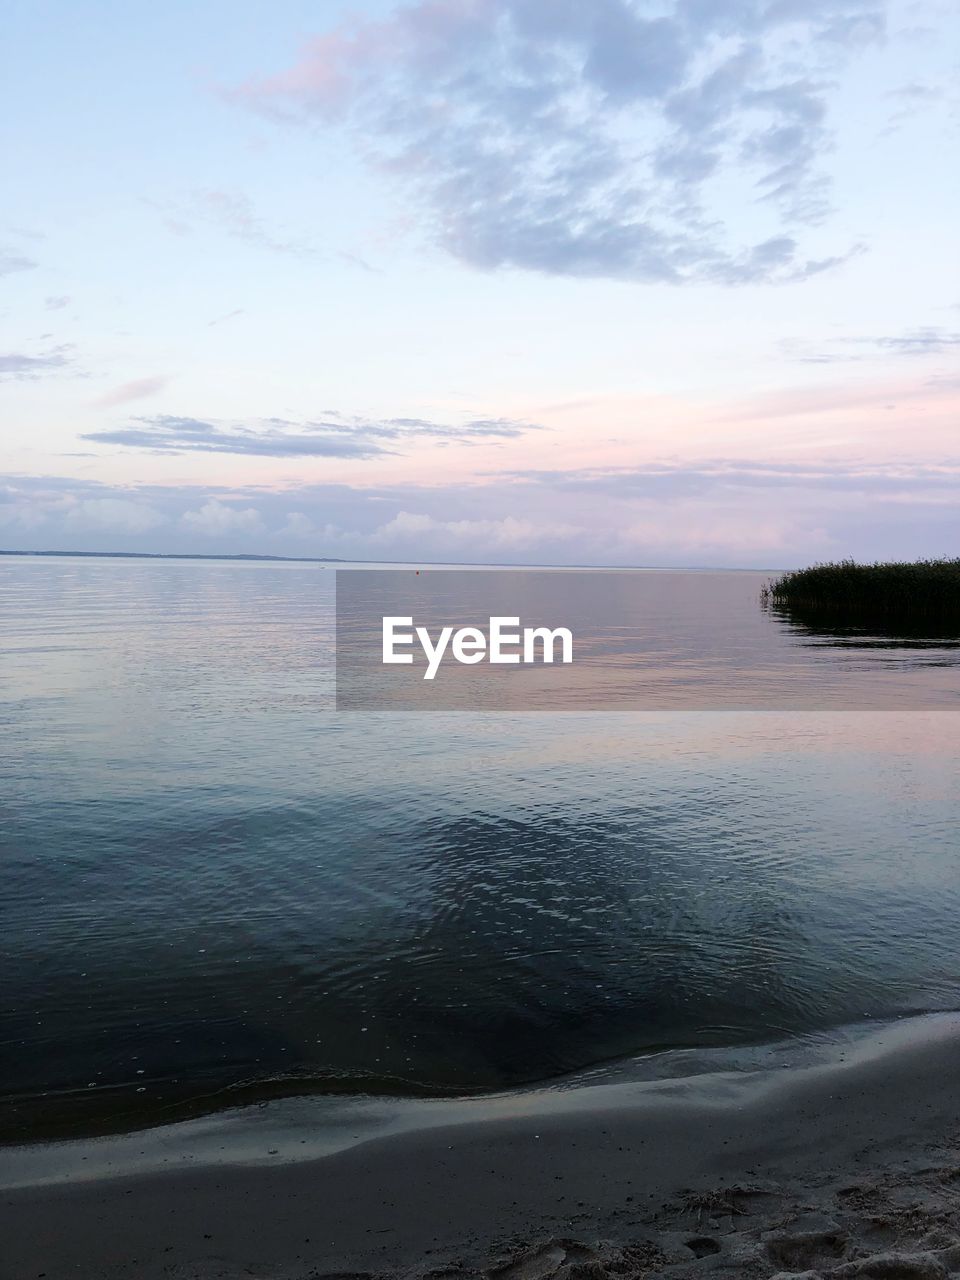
(3, 1013), (960, 1280)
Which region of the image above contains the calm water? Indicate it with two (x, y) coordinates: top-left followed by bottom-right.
(2, 557), (960, 1138)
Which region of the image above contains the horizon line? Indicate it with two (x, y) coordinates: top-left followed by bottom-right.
(0, 548), (786, 573)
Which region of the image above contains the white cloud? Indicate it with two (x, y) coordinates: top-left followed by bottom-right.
(64, 498), (165, 534)
(371, 510), (581, 548)
(619, 511), (832, 557)
(181, 499), (263, 536)
(0, 502), (50, 531)
(280, 511), (317, 537)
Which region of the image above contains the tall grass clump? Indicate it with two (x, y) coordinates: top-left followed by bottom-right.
(762, 558), (960, 617)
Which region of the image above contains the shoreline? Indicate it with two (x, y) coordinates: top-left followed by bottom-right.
(3, 1009), (940, 1154)
(3, 1011), (960, 1278)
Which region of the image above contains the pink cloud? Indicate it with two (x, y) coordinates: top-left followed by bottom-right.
(233, 0), (493, 119)
(92, 376), (168, 409)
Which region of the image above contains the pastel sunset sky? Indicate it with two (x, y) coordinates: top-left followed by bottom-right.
(2, 0), (957, 565)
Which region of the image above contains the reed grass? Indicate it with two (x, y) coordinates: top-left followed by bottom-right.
(762, 558), (960, 617)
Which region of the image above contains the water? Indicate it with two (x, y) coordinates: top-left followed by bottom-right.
(2, 557), (960, 1139)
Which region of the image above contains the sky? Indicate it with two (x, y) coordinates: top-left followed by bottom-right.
(1, 0), (958, 567)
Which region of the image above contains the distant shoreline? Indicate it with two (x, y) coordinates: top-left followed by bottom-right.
(0, 548), (347, 563)
(0, 549), (783, 572)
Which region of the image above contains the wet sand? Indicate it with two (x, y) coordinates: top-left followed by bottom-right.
(2, 1013), (960, 1280)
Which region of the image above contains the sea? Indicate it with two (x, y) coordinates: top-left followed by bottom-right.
(2, 555), (959, 1140)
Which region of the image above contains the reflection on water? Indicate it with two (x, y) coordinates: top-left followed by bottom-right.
(767, 598), (960, 653)
(337, 569), (960, 709)
(1, 558), (960, 1138)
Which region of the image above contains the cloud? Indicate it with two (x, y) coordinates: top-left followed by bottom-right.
(92, 376), (169, 408)
(194, 189), (316, 257)
(498, 458), (960, 498)
(848, 329), (960, 356)
(149, 190), (316, 258)
(375, 415), (539, 439)
(181, 500), (263, 536)
(887, 80), (941, 104)
(370, 510), (581, 548)
(881, 78), (946, 133)
(0, 498), (51, 531)
(0, 484), (167, 535)
(85, 415), (387, 459)
(44, 295), (71, 311)
(233, 0), (884, 285)
(788, 327), (960, 363)
(81, 412), (543, 458)
(0, 248), (36, 277)
(207, 308), (245, 327)
(619, 513), (811, 554)
(0, 345), (74, 379)
(280, 511), (319, 537)
(4, 455), (960, 565)
(64, 498), (166, 534)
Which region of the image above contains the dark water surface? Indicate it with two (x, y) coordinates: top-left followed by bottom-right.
(2, 558), (960, 1138)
